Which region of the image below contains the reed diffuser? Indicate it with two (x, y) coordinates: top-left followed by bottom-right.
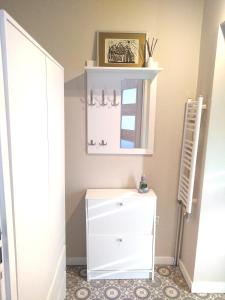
(145, 37), (158, 68)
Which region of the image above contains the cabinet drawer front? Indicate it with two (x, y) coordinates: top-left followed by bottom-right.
(87, 198), (155, 234)
(88, 234), (153, 271)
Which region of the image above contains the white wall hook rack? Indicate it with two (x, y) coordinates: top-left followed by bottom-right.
(85, 66), (163, 155)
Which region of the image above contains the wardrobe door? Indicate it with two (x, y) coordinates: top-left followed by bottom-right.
(5, 22), (50, 300)
(46, 57), (65, 299)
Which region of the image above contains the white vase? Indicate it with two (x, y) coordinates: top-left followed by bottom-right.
(145, 57), (158, 68)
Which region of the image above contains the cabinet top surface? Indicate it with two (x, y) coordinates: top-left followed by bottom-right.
(85, 189), (157, 200)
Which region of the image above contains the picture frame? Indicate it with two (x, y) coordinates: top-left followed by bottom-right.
(97, 32), (147, 67)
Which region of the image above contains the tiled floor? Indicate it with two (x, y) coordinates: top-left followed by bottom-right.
(66, 265), (225, 300)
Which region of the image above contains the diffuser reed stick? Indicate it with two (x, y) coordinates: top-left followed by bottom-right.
(146, 37), (158, 57)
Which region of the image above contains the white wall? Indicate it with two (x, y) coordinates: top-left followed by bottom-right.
(64, 0), (204, 260)
(181, 0), (225, 292)
(0, 0), (204, 260)
(193, 23), (225, 290)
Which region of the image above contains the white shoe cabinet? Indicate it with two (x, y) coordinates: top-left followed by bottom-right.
(85, 189), (157, 280)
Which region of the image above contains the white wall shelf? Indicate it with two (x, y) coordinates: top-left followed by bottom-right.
(85, 66), (163, 80)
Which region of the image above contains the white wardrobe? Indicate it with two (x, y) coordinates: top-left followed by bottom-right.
(0, 11), (65, 300)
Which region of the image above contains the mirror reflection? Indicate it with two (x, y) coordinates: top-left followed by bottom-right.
(120, 79), (149, 149)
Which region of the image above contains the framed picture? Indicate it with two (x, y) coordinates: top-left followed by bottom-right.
(97, 32), (147, 67)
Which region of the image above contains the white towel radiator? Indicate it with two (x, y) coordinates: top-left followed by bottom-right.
(174, 96), (206, 265)
(178, 96), (205, 214)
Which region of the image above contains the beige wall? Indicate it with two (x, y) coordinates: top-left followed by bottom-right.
(181, 0), (225, 288)
(0, 0), (204, 259)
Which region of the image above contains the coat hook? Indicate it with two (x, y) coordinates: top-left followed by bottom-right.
(88, 90), (95, 106)
(88, 139), (96, 146)
(111, 90), (119, 106)
(100, 90), (107, 106)
(99, 139), (107, 146)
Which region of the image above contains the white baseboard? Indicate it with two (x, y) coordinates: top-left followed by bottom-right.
(66, 256), (174, 266)
(67, 256), (87, 265)
(178, 259), (192, 290)
(47, 245), (66, 300)
(57, 272), (66, 300)
(179, 259), (225, 293)
(191, 281), (225, 293)
(155, 256), (174, 265)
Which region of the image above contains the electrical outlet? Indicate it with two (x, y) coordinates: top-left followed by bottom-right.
(156, 216), (160, 225)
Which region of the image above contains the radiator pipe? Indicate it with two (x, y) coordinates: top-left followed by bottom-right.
(174, 201), (186, 266)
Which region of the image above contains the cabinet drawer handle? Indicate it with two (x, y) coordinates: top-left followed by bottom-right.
(118, 202), (123, 206)
(117, 238), (123, 242)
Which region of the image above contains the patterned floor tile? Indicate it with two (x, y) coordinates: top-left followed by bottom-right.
(66, 265), (225, 300)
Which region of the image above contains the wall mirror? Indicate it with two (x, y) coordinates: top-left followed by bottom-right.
(120, 79), (150, 150)
(86, 67), (161, 155)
